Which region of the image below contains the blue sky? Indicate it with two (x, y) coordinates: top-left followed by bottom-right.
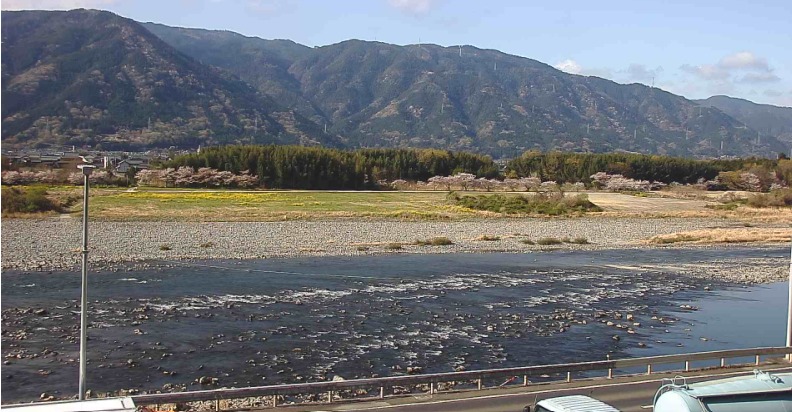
(4, 0), (791, 107)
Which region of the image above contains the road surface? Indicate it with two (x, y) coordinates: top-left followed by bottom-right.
(279, 365), (792, 412)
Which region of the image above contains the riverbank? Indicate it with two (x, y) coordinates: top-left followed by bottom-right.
(2, 217), (789, 278)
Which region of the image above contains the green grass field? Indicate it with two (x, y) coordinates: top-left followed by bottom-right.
(85, 189), (482, 221)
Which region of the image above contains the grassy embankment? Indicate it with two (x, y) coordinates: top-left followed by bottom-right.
(59, 189), (610, 221)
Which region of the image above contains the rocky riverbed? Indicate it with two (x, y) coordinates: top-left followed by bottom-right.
(0, 217), (778, 274)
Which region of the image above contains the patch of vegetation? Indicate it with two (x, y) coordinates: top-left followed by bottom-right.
(159, 244), (172, 251)
(746, 188), (792, 208)
(536, 237), (563, 245)
(385, 243), (403, 250)
(199, 242), (215, 248)
(476, 235), (501, 241)
(1, 186), (62, 214)
(450, 192), (601, 216)
(356, 246), (370, 251)
(413, 237), (454, 246)
(520, 239), (535, 245)
(569, 237), (590, 244)
(649, 234), (700, 244)
(706, 203), (740, 211)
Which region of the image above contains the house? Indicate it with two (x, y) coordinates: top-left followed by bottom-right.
(115, 158), (148, 174)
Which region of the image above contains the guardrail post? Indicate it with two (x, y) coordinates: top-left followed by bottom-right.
(328, 391), (333, 403)
(685, 360), (690, 371)
(380, 386), (385, 399)
(607, 354), (613, 379)
(523, 375), (529, 386)
(756, 355), (761, 366)
(566, 372), (572, 383)
(430, 382), (435, 395)
(272, 395), (277, 407)
(477, 379), (482, 390)
(647, 364), (652, 375)
(214, 399), (220, 411)
(720, 357), (726, 367)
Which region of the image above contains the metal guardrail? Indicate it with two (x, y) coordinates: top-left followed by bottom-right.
(132, 346), (792, 408)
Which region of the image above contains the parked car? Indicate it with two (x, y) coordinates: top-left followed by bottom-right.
(523, 394), (621, 412)
(653, 369), (792, 412)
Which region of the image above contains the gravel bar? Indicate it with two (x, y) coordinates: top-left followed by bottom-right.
(1, 216), (770, 272)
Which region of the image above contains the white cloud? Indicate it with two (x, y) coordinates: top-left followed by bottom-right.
(679, 64), (730, 81)
(677, 51), (783, 99)
(718, 51), (769, 71)
(1, 0), (117, 9)
(387, 0), (439, 15)
(740, 72), (781, 83)
(554, 59), (583, 75)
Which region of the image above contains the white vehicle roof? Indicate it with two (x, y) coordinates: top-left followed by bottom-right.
(0, 397), (136, 412)
(537, 395), (621, 412)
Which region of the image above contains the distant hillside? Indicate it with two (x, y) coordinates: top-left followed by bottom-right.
(2, 10), (786, 158)
(142, 24), (785, 158)
(696, 95), (792, 147)
(1, 10), (335, 150)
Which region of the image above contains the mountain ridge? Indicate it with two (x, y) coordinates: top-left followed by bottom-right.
(1, 9), (338, 150)
(696, 95), (792, 147)
(2, 9), (787, 158)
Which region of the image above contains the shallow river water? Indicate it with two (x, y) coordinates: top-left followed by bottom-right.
(1, 247), (788, 402)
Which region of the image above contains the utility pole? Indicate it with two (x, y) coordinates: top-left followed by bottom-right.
(788, 243), (792, 362)
(77, 164), (95, 400)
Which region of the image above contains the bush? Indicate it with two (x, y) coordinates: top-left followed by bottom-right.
(356, 246), (370, 251)
(1, 186), (61, 213)
(413, 237), (454, 246)
(536, 237), (563, 245)
(746, 188), (792, 207)
(159, 245), (172, 251)
(569, 237), (589, 244)
(450, 192), (601, 215)
(199, 242), (215, 248)
(386, 243), (403, 250)
(429, 237), (453, 246)
(476, 235), (501, 241)
(520, 239), (535, 245)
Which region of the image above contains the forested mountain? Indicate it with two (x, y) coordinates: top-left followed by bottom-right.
(696, 96), (792, 147)
(2, 9), (787, 158)
(1, 10), (335, 150)
(138, 23), (789, 158)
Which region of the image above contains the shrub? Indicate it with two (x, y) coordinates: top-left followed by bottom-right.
(746, 188), (792, 207)
(356, 246), (370, 251)
(520, 239), (535, 245)
(536, 237), (563, 245)
(199, 242), (215, 248)
(429, 236), (453, 246)
(476, 235), (500, 241)
(450, 192), (601, 215)
(413, 237), (454, 246)
(159, 245), (172, 251)
(386, 243), (403, 250)
(569, 237), (589, 244)
(1, 186), (61, 213)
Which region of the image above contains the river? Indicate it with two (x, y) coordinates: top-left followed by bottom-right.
(1, 247), (787, 403)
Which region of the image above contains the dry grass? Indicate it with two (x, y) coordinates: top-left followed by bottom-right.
(597, 207), (792, 224)
(644, 228), (792, 245)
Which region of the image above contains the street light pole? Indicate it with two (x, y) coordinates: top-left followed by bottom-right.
(787, 243), (792, 362)
(77, 164), (95, 400)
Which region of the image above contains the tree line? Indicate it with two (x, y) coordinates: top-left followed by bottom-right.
(504, 151), (782, 185)
(166, 146), (499, 189)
